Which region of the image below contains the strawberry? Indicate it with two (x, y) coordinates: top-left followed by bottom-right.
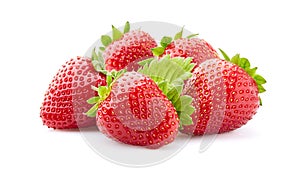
(86, 56), (195, 148)
(180, 50), (266, 135)
(40, 56), (106, 129)
(152, 27), (219, 70)
(100, 22), (157, 71)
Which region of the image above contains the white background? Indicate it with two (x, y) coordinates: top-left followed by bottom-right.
(0, 0), (299, 185)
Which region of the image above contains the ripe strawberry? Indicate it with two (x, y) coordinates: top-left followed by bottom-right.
(180, 50), (266, 135)
(40, 56), (106, 129)
(86, 56), (195, 148)
(152, 28), (219, 69)
(100, 22), (157, 71)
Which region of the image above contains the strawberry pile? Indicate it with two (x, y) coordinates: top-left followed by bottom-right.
(40, 22), (266, 149)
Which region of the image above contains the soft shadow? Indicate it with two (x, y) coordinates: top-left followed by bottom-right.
(46, 125), (99, 133)
(188, 126), (260, 141)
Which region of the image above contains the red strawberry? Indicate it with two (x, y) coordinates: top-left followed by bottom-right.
(152, 28), (219, 69)
(40, 56), (106, 129)
(86, 56), (195, 148)
(100, 22), (157, 71)
(180, 50), (266, 135)
(97, 72), (178, 148)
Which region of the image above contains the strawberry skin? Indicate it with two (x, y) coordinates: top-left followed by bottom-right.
(96, 72), (179, 148)
(181, 58), (260, 135)
(102, 30), (157, 71)
(40, 57), (106, 129)
(164, 38), (219, 69)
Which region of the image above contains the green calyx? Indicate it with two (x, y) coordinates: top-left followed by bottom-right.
(86, 69), (126, 117)
(152, 26), (199, 56)
(92, 22), (130, 72)
(219, 49), (267, 106)
(100, 21), (130, 51)
(91, 48), (106, 73)
(138, 55), (196, 128)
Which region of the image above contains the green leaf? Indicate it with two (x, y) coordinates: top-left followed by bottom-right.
(176, 95), (193, 109)
(219, 48), (231, 61)
(174, 26), (184, 40)
(231, 54), (240, 65)
(186, 33), (199, 39)
(86, 103), (99, 117)
(259, 97), (262, 106)
(106, 74), (112, 87)
(174, 95), (187, 111)
(254, 74), (267, 84)
(257, 84), (266, 93)
(98, 51), (104, 63)
(138, 58), (154, 66)
(157, 81), (168, 96)
(173, 95), (195, 125)
(171, 78), (184, 87)
(183, 105), (195, 115)
(138, 56), (187, 84)
(247, 67), (257, 77)
(92, 60), (102, 72)
(91, 48), (98, 61)
(160, 36), (172, 48)
(110, 70), (117, 77)
(112, 25), (123, 41)
(241, 58), (250, 70)
(87, 96), (100, 104)
(98, 86), (109, 98)
(166, 85), (182, 104)
(238, 58), (245, 68)
(99, 47), (105, 51)
(151, 47), (165, 56)
(167, 57), (194, 73)
(91, 48), (105, 72)
(114, 69), (127, 80)
(123, 21), (130, 33)
(184, 59), (195, 72)
(179, 113), (193, 125)
(176, 72), (192, 82)
(101, 35), (112, 47)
